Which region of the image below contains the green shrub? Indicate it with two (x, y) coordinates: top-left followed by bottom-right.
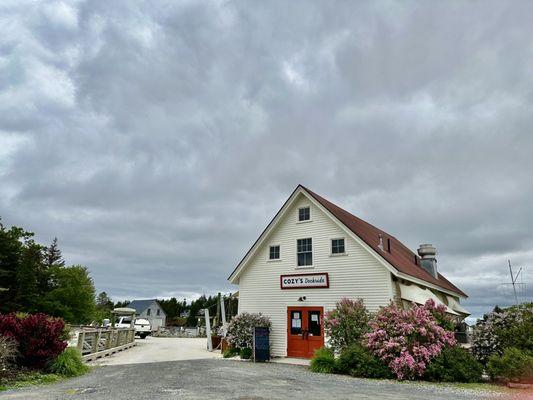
(424, 347), (483, 383)
(324, 298), (371, 353)
(226, 313), (271, 350)
(223, 347), (239, 358)
(497, 305), (533, 354)
(487, 347), (533, 383)
(239, 348), (252, 360)
(336, 344), (393, 379)
(46, 348), (89, 377)
(309, 347), (336, 374)
(472, 302), (533, 365)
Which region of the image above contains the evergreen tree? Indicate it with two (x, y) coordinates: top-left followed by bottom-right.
(159, 297), (190, 325)
(0, 218), (99, 323)
(114, 300), (131, 308)
(0, 221), (46, 313)
(96, 291), (114, 310)
(186, 295), (218, 326)
(45, 237), (65, 268)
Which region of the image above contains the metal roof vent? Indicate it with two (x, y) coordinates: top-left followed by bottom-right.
(417, 244), (438, 278)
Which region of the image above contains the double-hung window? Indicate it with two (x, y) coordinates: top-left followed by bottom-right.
(297, 238), (312, 266)
(332, 238), (345, 254)
(269, 245), (280, 260)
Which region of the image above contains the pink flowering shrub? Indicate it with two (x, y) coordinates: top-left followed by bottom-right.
(324, 298), (370, 352)
(364, 299), (456, 380)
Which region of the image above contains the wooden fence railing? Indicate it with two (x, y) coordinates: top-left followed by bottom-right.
(73, 327), (136, 362)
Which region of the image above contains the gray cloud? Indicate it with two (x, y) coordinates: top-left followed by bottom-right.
(1, 0), (532, 319)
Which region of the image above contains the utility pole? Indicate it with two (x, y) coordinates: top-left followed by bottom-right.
(220, 294), (227, 337)
(215, 292), (221, 327)
(204, 308), (212, 351)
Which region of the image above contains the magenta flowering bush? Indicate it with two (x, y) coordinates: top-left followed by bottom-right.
(364, 299), (456, 380)
(324, 298), (370, 352)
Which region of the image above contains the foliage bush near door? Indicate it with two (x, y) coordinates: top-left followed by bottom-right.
(226, 312), (271, 358)
(324, 298), (370, 353)
(309, 347), (336, 374)
(335, 344), (393, 379)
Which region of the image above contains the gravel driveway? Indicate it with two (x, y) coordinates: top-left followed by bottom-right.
(0, 358), (520, 400)
(89, 337), (221, 365)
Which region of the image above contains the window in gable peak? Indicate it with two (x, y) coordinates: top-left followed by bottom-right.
(298, 207), (310, 222)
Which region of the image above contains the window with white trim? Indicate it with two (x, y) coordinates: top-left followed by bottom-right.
(331, 238), (345, 254)
(297, 238), (312, 266)
(298, 207), (310, 221)
(269, 245), (280, 260)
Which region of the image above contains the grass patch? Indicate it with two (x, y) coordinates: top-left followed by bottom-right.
(0, 348), (91, 392)
(0, 371), (63, 391)
(453, 382), (509, 392)
(46, 348), (89, 377)
(406, 380), (512, 394)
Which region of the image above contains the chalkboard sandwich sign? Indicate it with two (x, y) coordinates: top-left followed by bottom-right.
(253, 326), (270, 362)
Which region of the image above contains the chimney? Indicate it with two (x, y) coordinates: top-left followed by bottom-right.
(417, 244), (438, 278)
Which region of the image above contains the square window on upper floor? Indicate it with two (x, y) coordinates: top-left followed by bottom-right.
(298, 207), (310, 222)
(269, 245), (280, 260)
(331, 238), (345, 254)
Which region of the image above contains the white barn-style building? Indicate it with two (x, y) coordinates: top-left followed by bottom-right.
(228, 185), (468, 359)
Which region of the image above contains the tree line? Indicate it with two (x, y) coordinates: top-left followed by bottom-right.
(0, 218), (237, 327)
(0, 219), (97, 324)
(111, 294), (238, 327)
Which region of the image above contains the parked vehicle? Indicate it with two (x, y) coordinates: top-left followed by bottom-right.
(115, 316), (152, 339)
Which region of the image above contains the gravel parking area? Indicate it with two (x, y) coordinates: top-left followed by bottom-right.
(0, 358), (520, 400)
(89, 337), (220, 365)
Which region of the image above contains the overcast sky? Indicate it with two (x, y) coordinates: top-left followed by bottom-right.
(1, 0), (532, 322)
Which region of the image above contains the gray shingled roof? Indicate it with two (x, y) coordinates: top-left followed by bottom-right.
(127, 299), (161, 315)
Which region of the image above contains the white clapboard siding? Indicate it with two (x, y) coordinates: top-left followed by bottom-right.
(237, 193), (394, 357)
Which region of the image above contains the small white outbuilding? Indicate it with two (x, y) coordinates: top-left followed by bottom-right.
(127, 299), (166, 331)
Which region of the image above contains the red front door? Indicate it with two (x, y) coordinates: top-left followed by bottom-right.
(287, 306), (324, 358)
